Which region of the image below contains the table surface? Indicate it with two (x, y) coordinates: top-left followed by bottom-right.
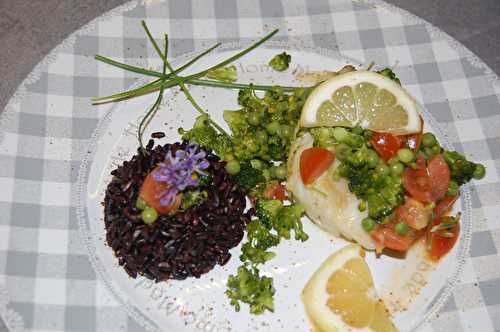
(1, 0), (500, 112)
(0, 1), (499, 331)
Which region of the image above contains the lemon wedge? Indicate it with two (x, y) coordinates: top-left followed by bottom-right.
(302, 244), (397, 332)
(299, 70), (421, 134)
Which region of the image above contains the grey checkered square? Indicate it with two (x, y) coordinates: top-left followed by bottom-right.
(6, 251), (38, 276)
(33, 304), (65, 331)
(15, 157), (44, 181)
(65, 305), (96, 331)
(10, 302), (34, 330)
(414, 62), (443, 84)
(66, 254), (96, 280)
(474, 94), (500, 118)
(471, 231), (498, 257)
(10, 203), (41, 228)
(404, 24), (431, 45)
(17, 113), (46, 137)
(480, 278), (500, 306)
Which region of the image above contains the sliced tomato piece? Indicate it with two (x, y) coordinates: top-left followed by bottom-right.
(371, 224), (415, 252)
(395, 197), (432, 230)
(434, 195), (458, 218)
(402, 155), (451, 203)
(139, 166), (182, 215)
(428, 216), (460, 260)
(427, 154), (451, 201)
(405, 133), (422, 152)
(371, 132), (403, 161)
(263, 182), (287, 201)
(300, 147), (335, 185)
(402, 156), (433, 203)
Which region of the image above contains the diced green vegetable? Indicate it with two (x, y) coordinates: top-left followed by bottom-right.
(269, 52), (291, 72)
(226, 265), (275, 315)
(142, 207), (158, 224)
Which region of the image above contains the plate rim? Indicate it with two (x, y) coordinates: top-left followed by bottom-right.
(75, 41), (473, 332)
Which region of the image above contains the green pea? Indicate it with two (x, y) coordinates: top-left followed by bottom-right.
(362, 217), (376, 232)
(375, 163), (390, 177)
(142, 207), (158, 225)
(358, 200), (367, 212)
(256, 130), (268, 144)
(136, 197), (147, 210)
(395, 222), (410, 235)
(473, 164), (486, 180)
(273, 165), (287, 180)
(333, 127), (348, 142)
(431, 144), (441, 155)
(335, 143), (351, 162)
(390, 162), (404, 176)
(250, 159), (265, 170)
(224, 153), (235, 161)
(387, 157), (400, 165)
(397, 148), (415, 163)
(225, 160), (241, 175)
(278, 125), (293, 139)
(266, 121), (280, 135)
(247, 112), (260, 126)
(421, 132), (437, 147)
(366, 149), (380, 168)
(446, 180), (459, 196)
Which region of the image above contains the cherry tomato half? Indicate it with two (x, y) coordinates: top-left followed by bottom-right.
(139, 166), (182, 215)
(402, 155), (451, 203)
(371, 132), (403, 161)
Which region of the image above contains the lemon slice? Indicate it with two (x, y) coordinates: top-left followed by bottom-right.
(299, 70), (421, 134)
(302, 245), (397, 332)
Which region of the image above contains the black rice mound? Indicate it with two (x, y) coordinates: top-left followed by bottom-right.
(104, 139), (251, 281)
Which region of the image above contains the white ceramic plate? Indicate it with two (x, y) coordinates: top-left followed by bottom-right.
(78, 44), (471, 332)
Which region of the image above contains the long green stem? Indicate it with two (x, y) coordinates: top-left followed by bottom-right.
(92, 28), (288, 104)
(137, 39), (169, 150)
(141, 21), (230, 137)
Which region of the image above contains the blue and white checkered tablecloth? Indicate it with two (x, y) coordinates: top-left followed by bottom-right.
(1, 0), (500, 331)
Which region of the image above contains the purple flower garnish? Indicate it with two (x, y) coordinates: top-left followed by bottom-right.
(153, 144), (209, 206)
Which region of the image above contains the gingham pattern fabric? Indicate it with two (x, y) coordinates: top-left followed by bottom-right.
(1, 0), (500, 331)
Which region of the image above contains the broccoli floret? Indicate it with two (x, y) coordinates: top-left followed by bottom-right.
(442, 150), (478, 185)
(256, 199), (308, 241)
(275, 204), (308, 241)
(240, 219), (280, 264)
(230, 162), (265, 191)
(179, 115), (233, 157)
(310, 127), (336, 148)
(226, 265), (275, 314)
(269, 52), (291, 72)
(255, 199), (282, 228)
(377, 67), (401, 85)
(205, 65), (237, 83)
(223, 110), (251, 135)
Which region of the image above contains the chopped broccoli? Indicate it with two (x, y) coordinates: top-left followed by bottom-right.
(269, 52), (291, 72)
(205, 65), (237, 83)
(442, 150), (481, 185)
(255, 199), (282, 228)
(230, 162), (265, 191)
(310, 127), (336, 148)
(275, 204), (308, 241)
(179, 114), (233, 157)
(223, 110), (251, 137)
(377, 67), (401, 85)
(180, 189), (208, 210)
(256, 199), (308, 241)
(226, 265), (275, 314)
(240, 219), (280, 264)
